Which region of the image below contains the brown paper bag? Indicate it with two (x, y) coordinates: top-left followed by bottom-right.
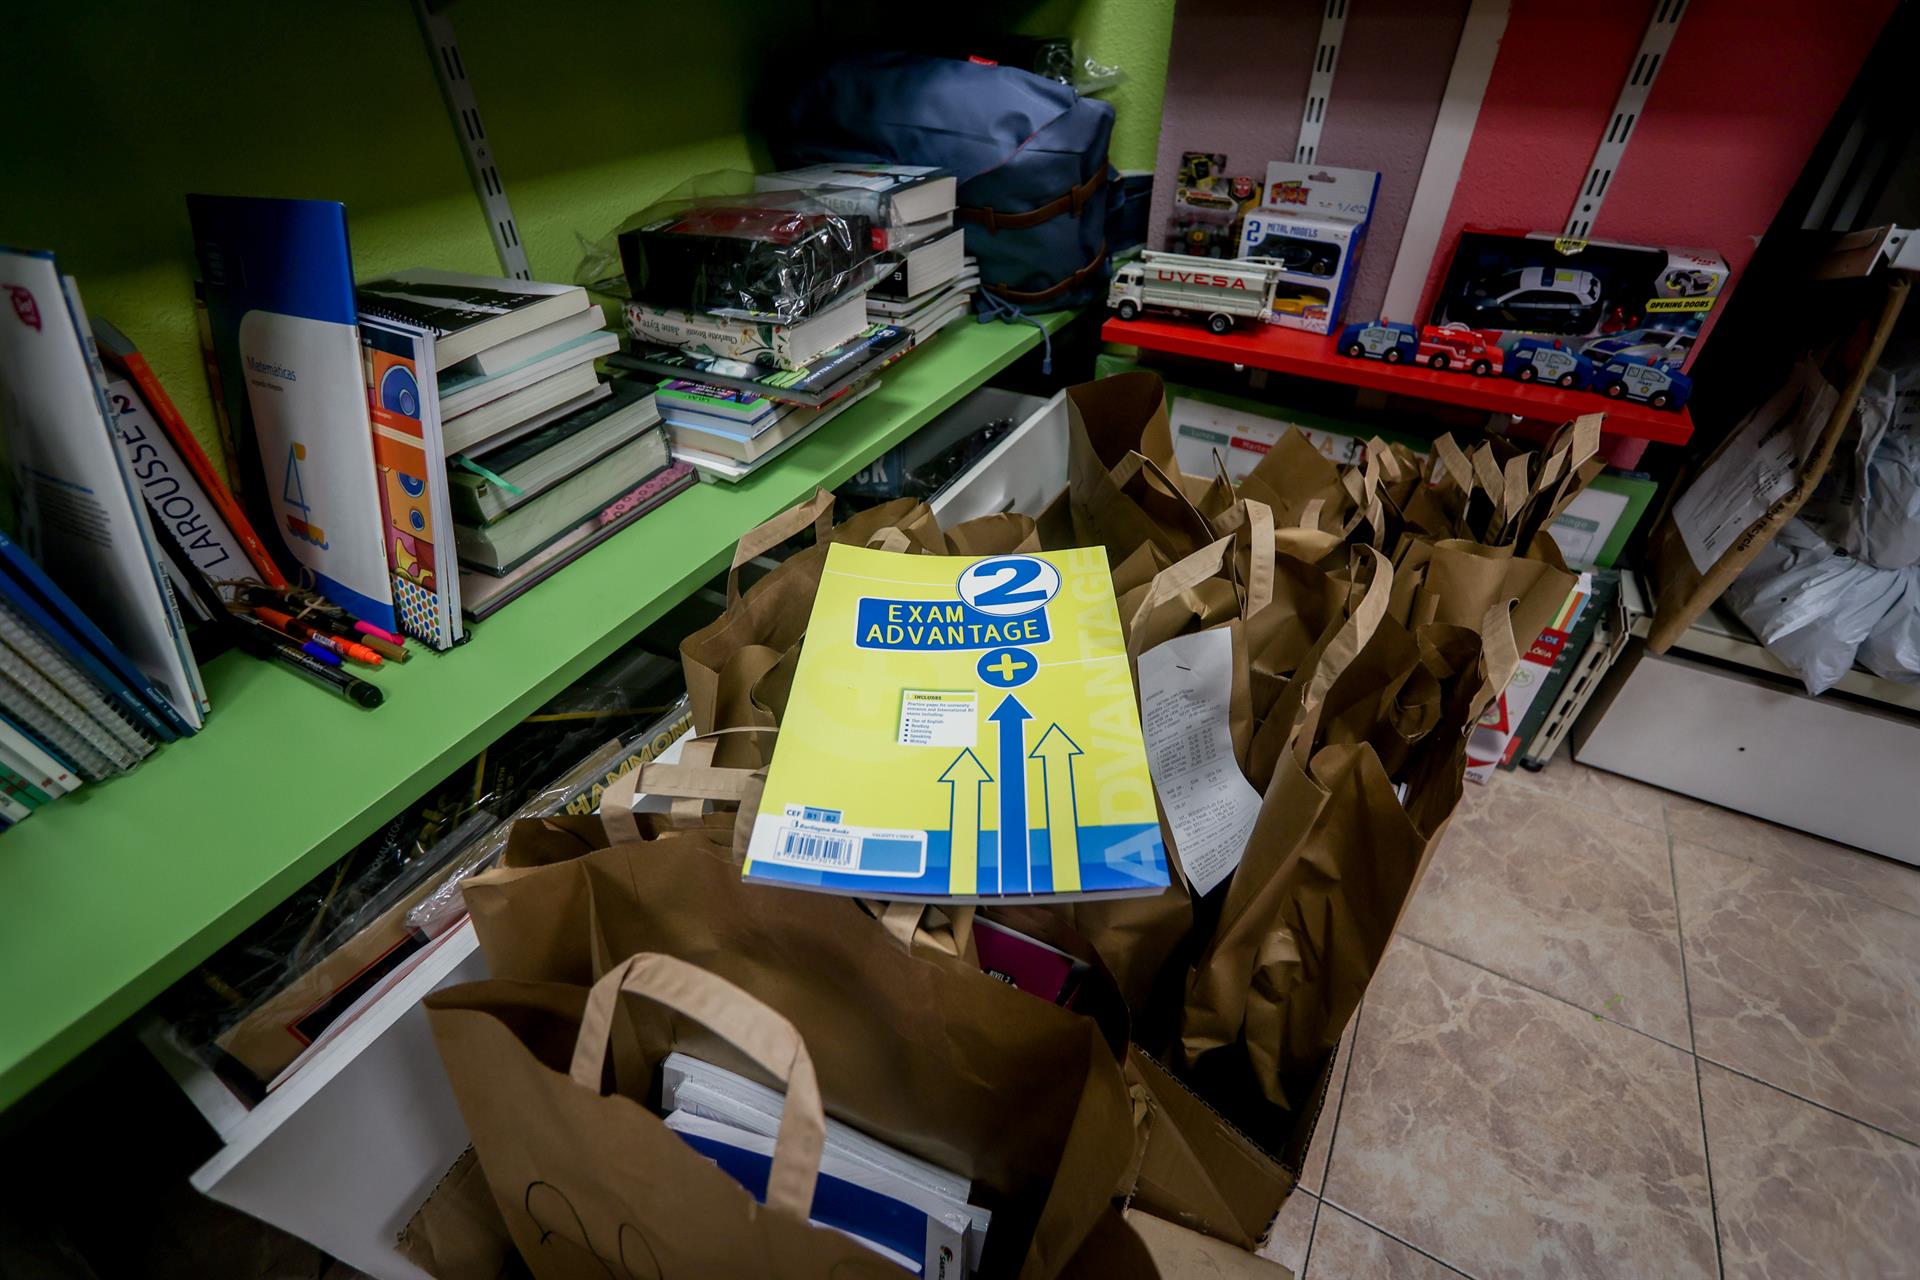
(1066, 373), (1216, 563)
(456, 834), (1141, 1278)
(428, 953), (917, 1278)
(1181, 554), (1511, 1132)
(680, 492), (943, 764)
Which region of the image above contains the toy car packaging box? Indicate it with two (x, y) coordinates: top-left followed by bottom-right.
(1235, 161), (1380, 335)
(1164, 150), (1264, 258)
(1431, 229), (1728, 372)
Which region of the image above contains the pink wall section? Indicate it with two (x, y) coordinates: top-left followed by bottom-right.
(1413, 0), (1898, 326)
(1147, 0), (1471, 323)
(1147, 0), (1319, 245)
(1311, 2), (1472, 322)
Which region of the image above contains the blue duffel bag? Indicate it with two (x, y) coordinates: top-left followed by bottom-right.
(770, 52), (1117, 312)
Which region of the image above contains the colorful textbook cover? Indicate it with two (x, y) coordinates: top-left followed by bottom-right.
(359, 317), (462, 649)
(744, 544), (1168, 903)
(188, 195), (398, 631)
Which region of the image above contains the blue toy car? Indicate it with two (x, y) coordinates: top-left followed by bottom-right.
(1337, 320), (1419, 364)
(1504, 337), (1596, 390)
(1593, 352), (1693, 411)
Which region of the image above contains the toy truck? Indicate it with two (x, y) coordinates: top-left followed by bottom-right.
(1107, 252), (1293, 334)
(1336, 319), (1419, 363)
(1417, 323), (1504, 376)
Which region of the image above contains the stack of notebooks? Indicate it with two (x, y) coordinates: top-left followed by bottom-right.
(660, 1052), (989, 1275)
(616, 165), (964, 483)
(0, 246), (209, 827)
(351, 271), (695, 625)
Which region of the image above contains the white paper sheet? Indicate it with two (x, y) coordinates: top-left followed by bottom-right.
(1138, 628), (1261, 897)
(1672, 362), (1837, 573)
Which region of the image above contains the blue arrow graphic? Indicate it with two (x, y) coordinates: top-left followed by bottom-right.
(988, 694), (1033, 894)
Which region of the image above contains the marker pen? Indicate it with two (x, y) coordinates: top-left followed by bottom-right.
(255, 607), (384, 667)
(233, 619), (383, 708)
(354, 620), (407, 648)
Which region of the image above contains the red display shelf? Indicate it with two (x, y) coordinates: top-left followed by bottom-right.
(1102, 316), (1695, 446)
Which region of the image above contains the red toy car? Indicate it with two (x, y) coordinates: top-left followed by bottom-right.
(1417, 324), (1505, 376)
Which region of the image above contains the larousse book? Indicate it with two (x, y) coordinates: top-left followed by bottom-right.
(744, 544), (1167, 903)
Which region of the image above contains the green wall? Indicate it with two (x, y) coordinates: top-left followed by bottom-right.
(4, 0), (1170, 468)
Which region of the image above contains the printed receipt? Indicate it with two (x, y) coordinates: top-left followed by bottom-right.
(1137, 628), (1260, 897)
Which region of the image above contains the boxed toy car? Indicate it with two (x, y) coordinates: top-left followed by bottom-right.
(1431, 229), (1728, 373)
(1235, 162), (1380, 334)
(1164, 151), (1264, 258)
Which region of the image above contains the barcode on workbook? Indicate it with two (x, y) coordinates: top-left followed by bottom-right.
(776, 827), (857, 868)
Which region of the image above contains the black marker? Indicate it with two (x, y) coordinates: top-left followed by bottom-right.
(233, 616), (383, 708)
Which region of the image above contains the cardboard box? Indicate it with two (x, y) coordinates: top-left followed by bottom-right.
(1432, 228), (1728, 373)
(1236, 163), (1380, 334)
(1646, 277), (1909, 650)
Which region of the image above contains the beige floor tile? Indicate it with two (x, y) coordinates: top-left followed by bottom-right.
(1397, 785), (1691, 1046)
(1298, 1016), (1357, 1195)
(1675, 841), (1920, 1143)
(1324, 940), (1716, 1280)
(1700, 1062), (1920, 1279)
(1257, 1190), (1318, 1275)
(1663, 791), (1920, 917)
(1304, 1204), (1464, 1279)
(1501, 747), (1669, 831)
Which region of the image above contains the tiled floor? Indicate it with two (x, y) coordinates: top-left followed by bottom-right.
(1259, 752), (1920, 1280)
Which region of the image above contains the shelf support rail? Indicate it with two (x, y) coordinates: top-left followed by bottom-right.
(1294, 0), (1351, 166)
(412, 0), (533, 280)
(1563, 0), (1689, 239)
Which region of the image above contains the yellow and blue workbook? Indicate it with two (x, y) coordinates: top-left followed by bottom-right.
(744, 543), (1168, 902)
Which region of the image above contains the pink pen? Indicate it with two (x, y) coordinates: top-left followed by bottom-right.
(355, 620), (406, 647)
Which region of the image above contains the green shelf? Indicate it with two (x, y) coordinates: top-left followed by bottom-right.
(0, 312), (1068, 1110)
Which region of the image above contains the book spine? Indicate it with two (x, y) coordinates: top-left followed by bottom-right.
(0, 712), (77, 794)
(62, 276), (209, 721)
(194, 285), (245, 495)
(103, 344), (287, 588)
(0, 601), (155, 758)
(0, 757), (53, 808)
(623, 302), (799, 371)
(0, 644), (143, 770)
(0, 675), (115, 781)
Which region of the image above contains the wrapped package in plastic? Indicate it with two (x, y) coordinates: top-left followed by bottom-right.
(604, 172), (883, 321)
(1858, 568), (1920, 681)
(1852, 367), (1920, 568)
(1725, 518), (1909, 694)
(404, 696), (694, 936)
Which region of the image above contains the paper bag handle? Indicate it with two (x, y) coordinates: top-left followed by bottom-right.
(875, 900), (977, 956)
(1302, 545), (1395, 716)
(1125, 500), (1275, 658)
(727, 490), (836, 605)
(867, 528), (912, 553)
(570, 953), (826, 1220)
(1474, 598), (1523, 717)
(1110, 450), (1217, 547)
(600, 727), (774, 844)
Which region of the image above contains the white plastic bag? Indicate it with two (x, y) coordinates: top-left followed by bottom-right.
(1858, 569), (1920, 683)
(1725, 519), (1908, 695)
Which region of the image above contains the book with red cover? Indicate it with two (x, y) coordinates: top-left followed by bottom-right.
(972, 917), (1084, 1004)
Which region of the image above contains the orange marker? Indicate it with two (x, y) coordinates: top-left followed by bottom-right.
(254, 607), (384, 667)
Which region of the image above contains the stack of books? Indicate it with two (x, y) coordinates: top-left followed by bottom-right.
(352, 271), (695, 625)
(0, 247), (208, 826)
(615, 165), (965, 483)
(660, 1052), (990, 1274)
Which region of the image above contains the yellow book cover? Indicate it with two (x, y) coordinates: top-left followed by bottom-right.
(744, 543), (1167, 902)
